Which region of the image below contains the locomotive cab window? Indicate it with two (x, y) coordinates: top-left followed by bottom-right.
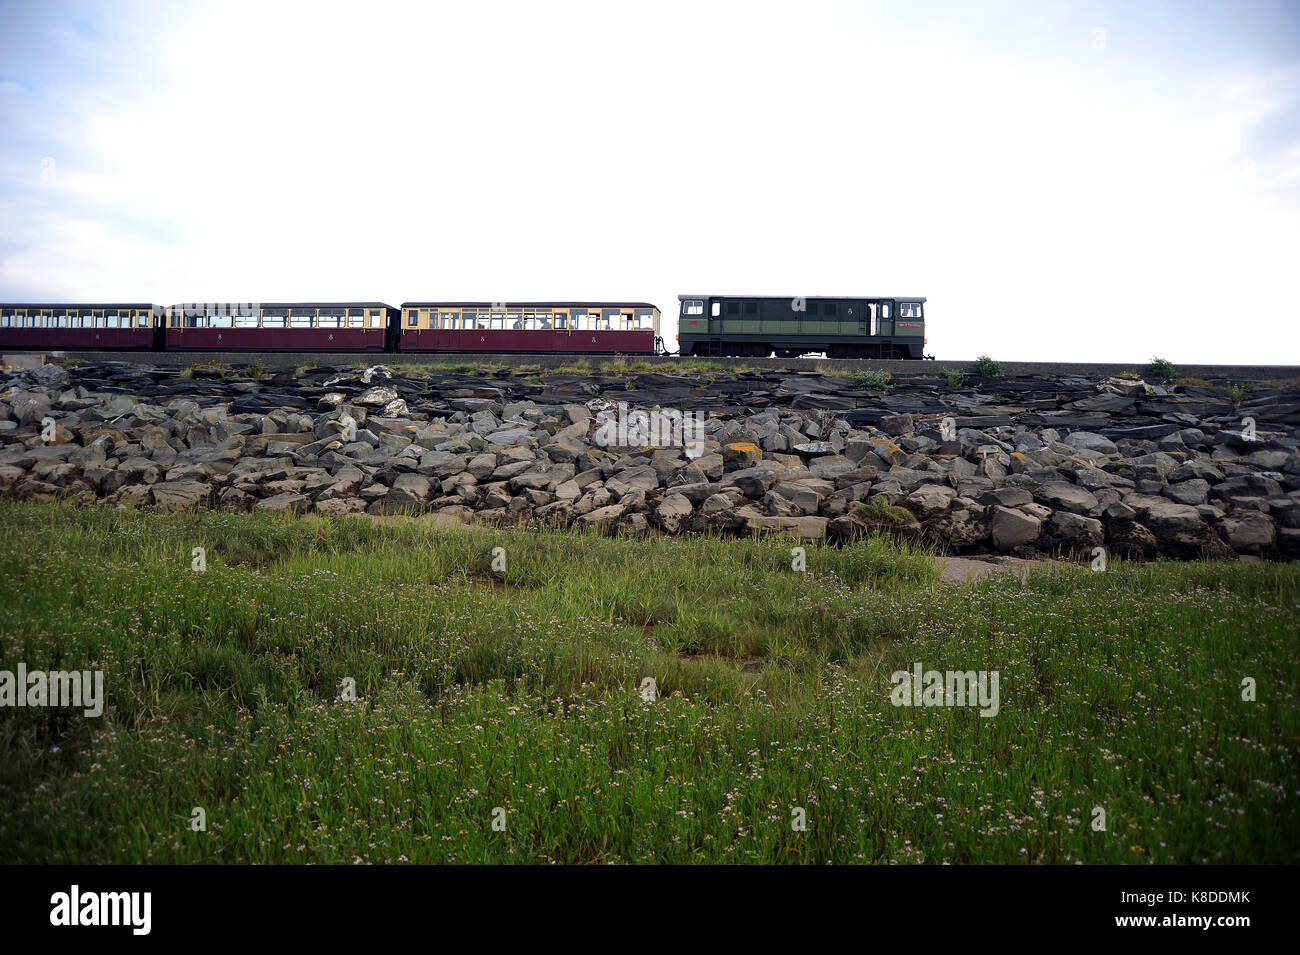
(682, 300), (703, 316)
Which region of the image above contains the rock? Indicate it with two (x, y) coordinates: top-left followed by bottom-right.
(1049, 511), (1105, 551)
(1063, 431), (1119, 455)
(791, 441), (835, 457)
(1164, 478), (1209, 506)
(1139, 499), (1211, 545)
(150, 480), (210, 510)
(905, 483), (956, 518)
(258, 492), (311, 514)
(356, 385), (399, 406)
(880, 413), (914, 436)
(1035, 483), (1100, 515)
(1222, 512), (1275, 553)
(990, 506), (1041, 550)
(722, 442), (762, 467)
(720, 467), (777, 498)
(743, 515), (828, 538)
(655, 493), (694, 533)
(577, 504), (626, 530)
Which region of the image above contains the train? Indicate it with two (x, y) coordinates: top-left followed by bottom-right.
(0, 294), (928, 358)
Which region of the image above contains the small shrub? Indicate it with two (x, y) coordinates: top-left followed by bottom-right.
(944, 369), (964, 388)
(853, 370), (891, 392)
(1147, 357), (1177, 382)
(970, 355), (1003, 378)
(1228, 383), (1248, 404)
(856, 496), (911, 525)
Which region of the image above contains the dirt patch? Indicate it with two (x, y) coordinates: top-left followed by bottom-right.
(939, 555), (1050, 585)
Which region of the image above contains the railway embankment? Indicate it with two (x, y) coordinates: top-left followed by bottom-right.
(1, 359), (1297, 560)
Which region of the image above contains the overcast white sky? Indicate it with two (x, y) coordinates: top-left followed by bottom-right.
(1, 0), (1297, 361)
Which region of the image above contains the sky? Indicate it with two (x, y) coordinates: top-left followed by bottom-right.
(0, 0), (1297, 362)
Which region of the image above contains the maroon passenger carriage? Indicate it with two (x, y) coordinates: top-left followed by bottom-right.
(0, 303), (160, 350)
(397, 302), (660, 354)
(164, 302), (399, 352)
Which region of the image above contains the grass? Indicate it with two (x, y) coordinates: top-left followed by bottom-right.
(1147, 357), (1177, 382)
(0, 502), (1296, 864)
(853, 370), (892, 392)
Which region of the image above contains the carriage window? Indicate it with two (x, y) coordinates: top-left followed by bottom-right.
(234, 310), (258, 327)
(318, 308), (344, 328)
(291, 309), (314, 327)
(209, 309), (233, 328)
(634, 309), (653, 328)
(569, 308), (588, 329)
(407, 310), (418, 326)
(368, 309), (382, 328)
(262, 309), (287, 327)
(106, 311), (119, 328)
(346, 308), (364, 328)
(683, 300), (704, 316)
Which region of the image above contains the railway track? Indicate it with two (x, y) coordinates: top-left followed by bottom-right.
(6, 350), (1300, 382)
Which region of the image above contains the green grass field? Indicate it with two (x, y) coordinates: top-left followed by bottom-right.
(0, 502), (1296, 864)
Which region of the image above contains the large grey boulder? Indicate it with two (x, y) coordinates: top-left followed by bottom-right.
(990, 506), (1041, 550)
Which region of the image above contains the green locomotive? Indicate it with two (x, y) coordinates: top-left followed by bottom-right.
(676, 295), (927, 359)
